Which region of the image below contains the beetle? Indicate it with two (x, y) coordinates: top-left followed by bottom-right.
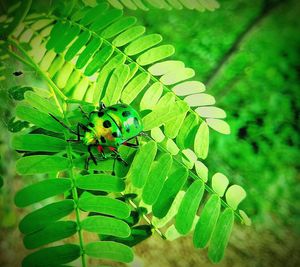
(50, 102), (143, 174)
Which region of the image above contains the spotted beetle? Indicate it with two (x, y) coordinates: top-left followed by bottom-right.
(50, 102), (143, 174)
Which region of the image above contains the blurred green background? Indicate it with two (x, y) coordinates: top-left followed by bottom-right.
(0, 0), (299, 266)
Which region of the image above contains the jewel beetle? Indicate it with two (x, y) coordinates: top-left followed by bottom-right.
(50, 102), (143, 173)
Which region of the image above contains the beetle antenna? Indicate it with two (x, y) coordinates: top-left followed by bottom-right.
(49, 113), (77, 135)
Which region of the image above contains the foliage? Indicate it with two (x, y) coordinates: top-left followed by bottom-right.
(132, 0), (300, 233)
(0, 0), (250, 266)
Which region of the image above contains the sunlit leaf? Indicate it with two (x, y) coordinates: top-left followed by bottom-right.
(208, 208), (234, 263)
(127, 141), (157, 188)
(194, 121), (209, 159)
(137, 45), (175, 66)
(193, 194), (221, 248)
(212, 173), (229, 197)
(225, 185), (247, 210)
(175, 179), (204, 235)
(142, 153), (173, 205)
(152, 166), (188, 218)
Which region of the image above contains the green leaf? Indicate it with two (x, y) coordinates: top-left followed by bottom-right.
(19, 200), (75, 234)
(208, 208), (234, 263)
(176, 112), (199, 149)
(195, 106), (226, 119)
(90, 9), (123, 32)
(12, 134), (67, 152)
(152, 166), (188, 218)
(22, 244), (80, 267)
(23, 221), (77, 249)
(127, 141), (157, 188)
(46, 21), (66, 50)
(124, 33), (162, 56)
(113, 25), (145, 47)
(84, 45), (114, 76)
(140, 82), (163, 110)
(152, 191), (185, 228)
(193, 194), (221, 248)
(148, 60), (185, 76)
(181, 148), (197, 169)
(206, 118), (231, 135)
(102, 64), (130, 105)
(194, 161), (208, 183)
(81, 215), (130, 237)
(76, 174), (125, 192)
(80, 3), (109, 26)
(101, 16), (137, 39)
(8, 86), (33, 101)
(137, 44), (175, 66)
(93, 53), (126, 103)
(78, 192), (130, 219)
(184, 93), (216, 107)
(142, 153), (173, 205)
(142, 99), (189, 131)
(54, 23), (80, 53)
(172, 81), (206, 96)
(164, 101), (188, 138)
(16, 155), (70, 175)
(121, 72), (150, 104)
(225, 185), (247, 210)
(194, 121), (209, 159)
(65, 30), (91, 61)
(85, 241), (134, 263)
(16, 105), (65, 133)
(175, 179), (204, 235)
(212, 173), (229, 197)
(15, 178), (72, 207)
(76, 36), (102, 69)
(160, 67), (195, 85)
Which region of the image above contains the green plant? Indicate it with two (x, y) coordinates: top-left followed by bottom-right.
(0, 0), (249, 266)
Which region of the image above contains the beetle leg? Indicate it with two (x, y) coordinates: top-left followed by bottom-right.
(87, 145), (97, 166)
(122, 136), (139, 148)
(79, 106), (89, 120)
(110, 149), (128, 176)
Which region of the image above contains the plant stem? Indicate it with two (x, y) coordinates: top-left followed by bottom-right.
(66, 135), (87, 267)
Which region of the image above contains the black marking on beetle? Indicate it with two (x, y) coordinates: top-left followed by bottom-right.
(88, 122), (95, 128)
(120, 104), (128, 108)
(100, 136), (106, 143)
(122, 111), (131, 117)
(103, 120), (111, 128)
(98, 111), (104, 117)
(133, 117), (139, 128)
(126, 128), (130, 133)
(108, 107), (118, 111)
(112, 132), (118, 137)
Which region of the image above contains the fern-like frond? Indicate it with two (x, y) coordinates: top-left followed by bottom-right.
(94, 0), (220, 11)
(1, 1), (251, 264)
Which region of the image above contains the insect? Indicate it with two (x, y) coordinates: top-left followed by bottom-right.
(50, 102), (143, 174)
